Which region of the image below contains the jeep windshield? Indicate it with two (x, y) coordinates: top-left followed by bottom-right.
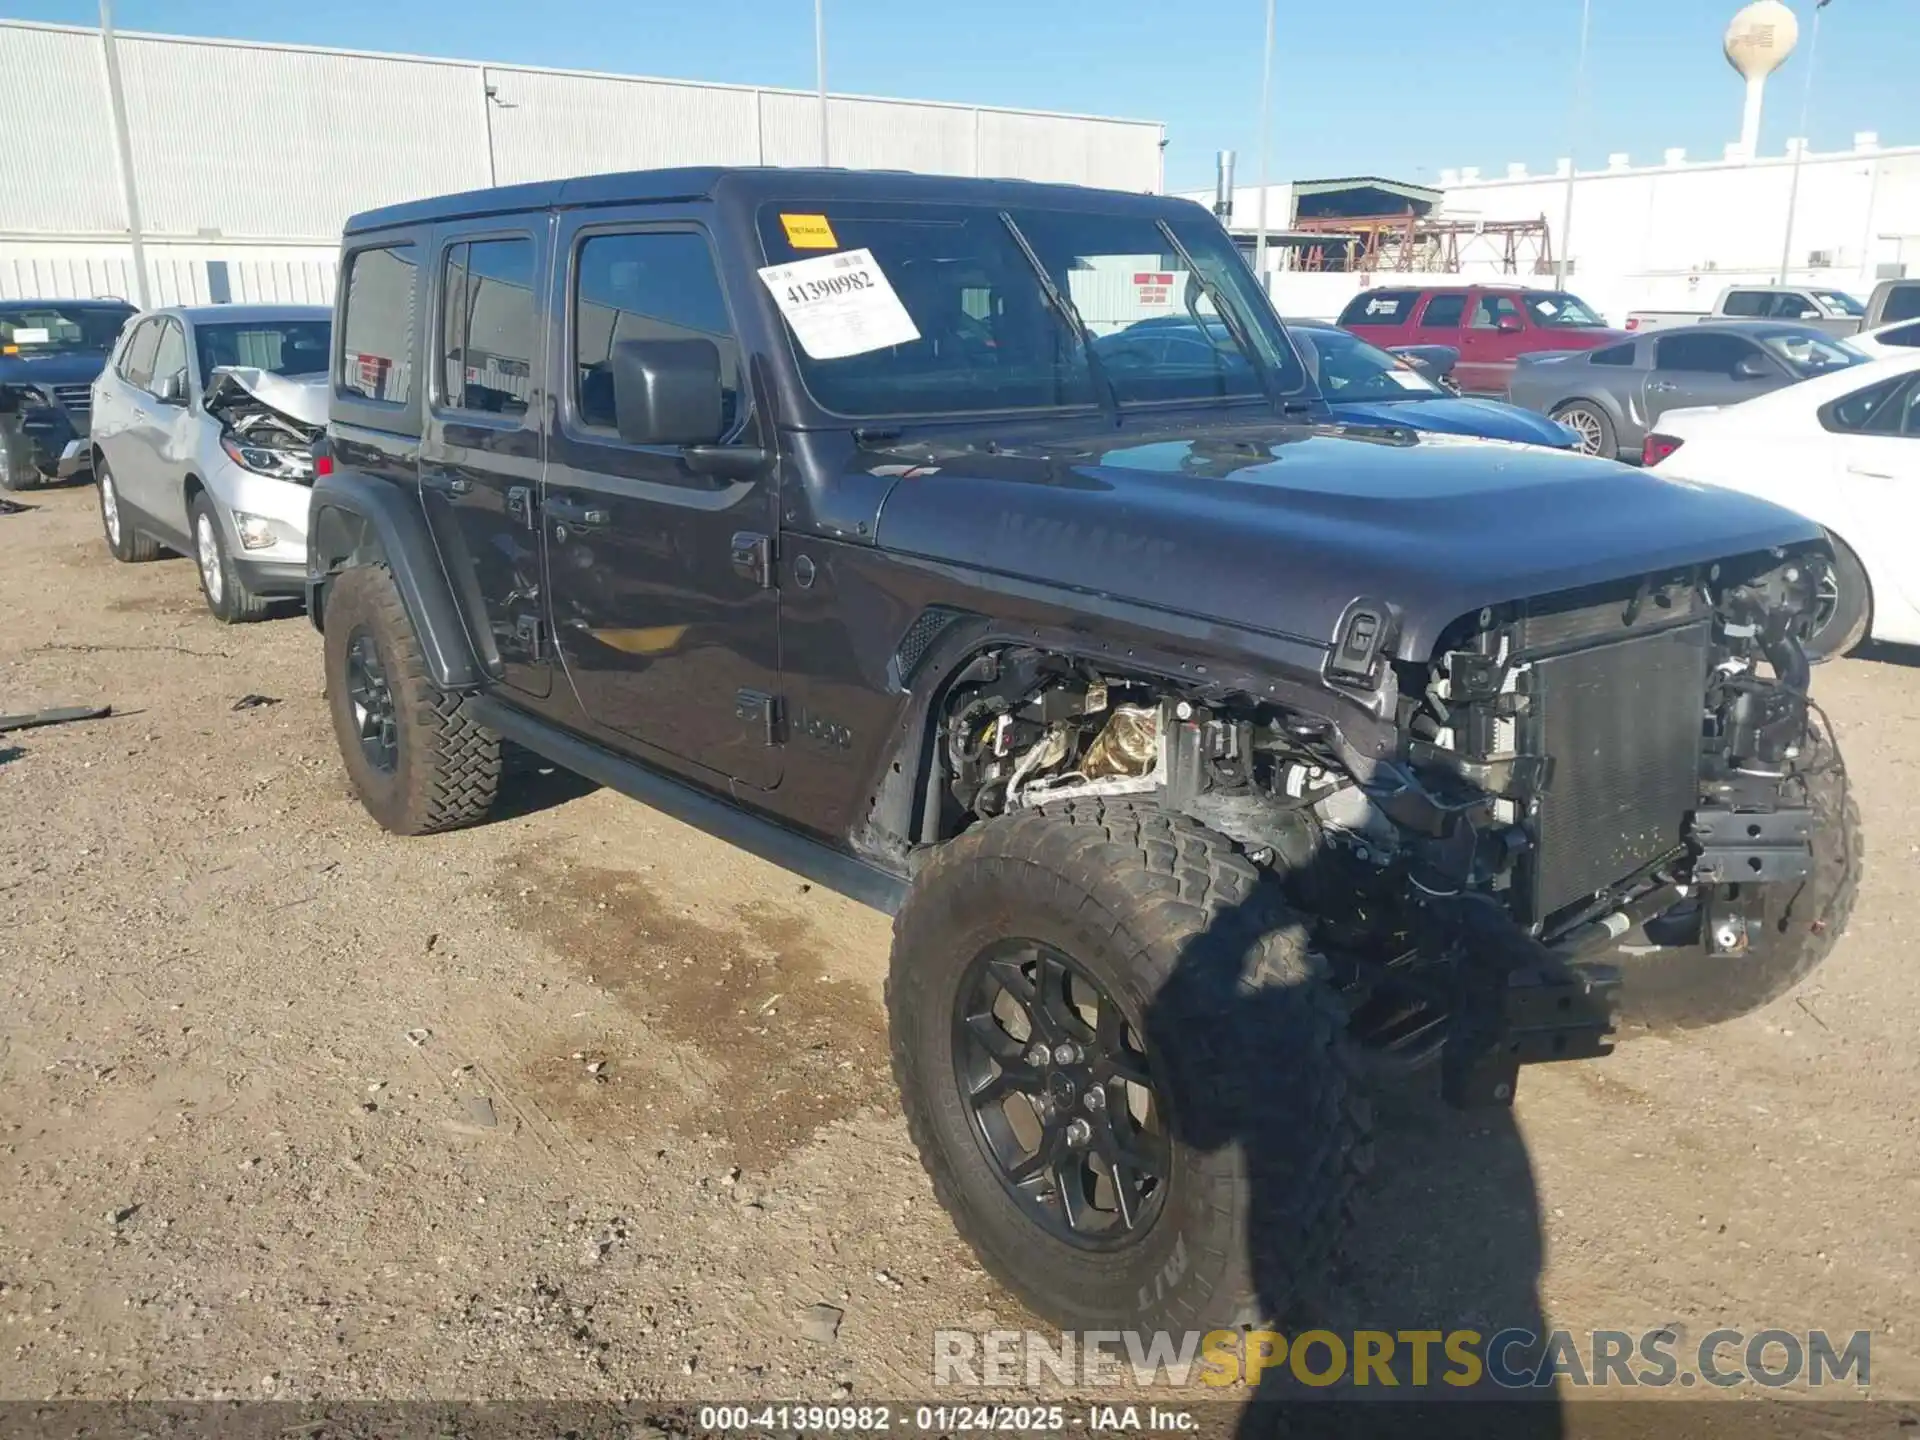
(0, 303), (135, 354)
(755, 202), (1307, 419)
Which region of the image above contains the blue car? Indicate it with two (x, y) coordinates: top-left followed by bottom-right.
(1095, 316), (1578, 450)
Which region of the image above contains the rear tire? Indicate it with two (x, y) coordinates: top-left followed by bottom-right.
(889, 801), (1370, 1331)
(1608, 719), (1861, 1030)
(1804, 533), (1871, 662)
(189, 493), (271, 624)
(97, 460), (160, 563)
(322, 565), (502, 836)
(1552, 400), (1617, 460)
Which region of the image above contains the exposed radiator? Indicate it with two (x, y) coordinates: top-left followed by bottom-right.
(1528, 620), (1710, 921)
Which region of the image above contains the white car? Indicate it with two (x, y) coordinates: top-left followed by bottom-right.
(1647, 349), (1920, 658)
(1846, 317), (1920, 360)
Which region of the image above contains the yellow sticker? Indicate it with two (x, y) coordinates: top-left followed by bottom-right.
(780, 213), (839, 249)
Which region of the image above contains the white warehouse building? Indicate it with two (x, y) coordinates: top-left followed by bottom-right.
(0, 20), (1165, 308)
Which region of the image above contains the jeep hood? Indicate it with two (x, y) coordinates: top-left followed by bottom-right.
(868, 420), (1821, 661)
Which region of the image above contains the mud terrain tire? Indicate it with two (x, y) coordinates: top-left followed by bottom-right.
(323, 565), (501, 836)
(889, 800), (1370, 1331)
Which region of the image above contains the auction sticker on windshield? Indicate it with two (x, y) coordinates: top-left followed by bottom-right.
(758, 248), (921, 360)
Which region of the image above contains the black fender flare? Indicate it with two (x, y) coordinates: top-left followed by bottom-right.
(305, 468), (483, 690)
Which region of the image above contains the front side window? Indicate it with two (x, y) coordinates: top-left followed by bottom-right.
(572, 230), (741, 434)
(1469, 294), (1523, 329)
(118, 318), (160, 387)
(1655, 331), (1762, 376)
(195, 320), (330, 384)
(1757, 329), (1863, 378)
(754, 202), (1305, 419)
(339, 243), (418, 404)
(1811, 289), (1866, 317)
(1418, 294), (1467, 328)
(442, 237), (536, 416)
(1290, 326), (1440, 401)
(149, 320), (187, 394)
(1522, 291), (1606, 328)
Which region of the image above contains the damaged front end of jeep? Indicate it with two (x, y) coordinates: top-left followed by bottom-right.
(931, 544), (1833, 1107)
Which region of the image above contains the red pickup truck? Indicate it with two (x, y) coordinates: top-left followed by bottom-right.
(1337, 285), (1630, 397)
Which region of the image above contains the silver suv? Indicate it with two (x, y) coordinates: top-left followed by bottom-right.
(90, 304), (329, 622)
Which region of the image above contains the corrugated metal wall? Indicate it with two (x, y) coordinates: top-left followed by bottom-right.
(0, 20), (1163, 304)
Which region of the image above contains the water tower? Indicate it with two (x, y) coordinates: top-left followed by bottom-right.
(1725, 0), (1799, 158)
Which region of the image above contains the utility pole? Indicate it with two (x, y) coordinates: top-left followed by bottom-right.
(1556, 0), (1592, 288)
(816, 0), (830, 166)
(1777, 0), (1824, 284)
(1252, 0), (1276, 279)
(98, 0), (151, 308)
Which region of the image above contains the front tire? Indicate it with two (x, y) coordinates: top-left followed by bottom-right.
(1804, 533), (1871, 662)
(189, 493), (271, 623)
(322, 565), (502, 836)
(889, 801), (1369, 1331)
(1552, 400), (1617, 459)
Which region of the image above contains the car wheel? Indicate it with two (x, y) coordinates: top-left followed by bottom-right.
(888, 799), (1370, 1330)
(1606, 719), (1861, 1030)
(1804, 533), (1871, 662)
(189, 492), (271, 624)
(1551, 401), (1617, 459)
(322, 564), (502, 835)
(97, 460), (160, 563)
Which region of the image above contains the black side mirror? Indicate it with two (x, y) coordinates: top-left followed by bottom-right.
(611, 338), (724, 448)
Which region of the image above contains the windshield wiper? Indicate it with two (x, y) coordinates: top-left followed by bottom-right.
(1155, 220), (1289, 414)
(997, 212), (1121, 428)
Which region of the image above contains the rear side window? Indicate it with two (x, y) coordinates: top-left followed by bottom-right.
(572, 230), (741, 435)
(1655, 331), (1757, 375)
(1721, 290), (1768, 318)
(1338, 290), (1416, 326)
(118, 318), (160, 387)
(339, 243), (418, 404)
(1590, 342), (1636, 366)
(1419, 293), (1467, 328)
(441, 237), (536, 416)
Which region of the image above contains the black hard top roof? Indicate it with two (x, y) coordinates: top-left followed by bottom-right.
(345, 166), (1197, 235)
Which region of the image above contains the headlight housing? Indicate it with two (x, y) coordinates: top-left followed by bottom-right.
(220, 433), (314, 481)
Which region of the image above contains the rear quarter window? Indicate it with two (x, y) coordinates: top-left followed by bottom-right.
(338, 243), (419, 405)
(1589, 342), (1636, 366)
(1339, 291), (1416, 326)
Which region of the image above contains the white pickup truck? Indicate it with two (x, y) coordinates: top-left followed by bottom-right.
(1626, 278), (1920, 336)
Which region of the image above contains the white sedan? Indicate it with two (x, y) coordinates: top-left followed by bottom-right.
(1647, 349), (1920, 659)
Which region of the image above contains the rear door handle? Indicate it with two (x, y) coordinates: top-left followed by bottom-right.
(546, 496), (609, 530)
(420, 470), (472, 496)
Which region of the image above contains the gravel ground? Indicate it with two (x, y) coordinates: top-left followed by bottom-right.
(2, 481), (1917, 1416)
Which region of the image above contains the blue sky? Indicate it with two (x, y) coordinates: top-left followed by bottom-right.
(10, 0), (1910, 189)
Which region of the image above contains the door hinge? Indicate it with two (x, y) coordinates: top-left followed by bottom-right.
(735, 688), (783, 746)
(730, 531), (774, 588)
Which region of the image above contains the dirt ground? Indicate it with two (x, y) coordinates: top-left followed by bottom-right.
(2, 481), (1917, 1416)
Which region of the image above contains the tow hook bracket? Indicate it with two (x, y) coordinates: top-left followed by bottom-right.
(1442, 962), (1619, 1110)
(1690, 807), (1813, 884)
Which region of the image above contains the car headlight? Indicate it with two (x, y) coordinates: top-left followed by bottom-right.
(231, 510), (280, 551)
(220, 434), (314, 481)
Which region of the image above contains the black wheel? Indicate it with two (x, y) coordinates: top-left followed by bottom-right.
(1551, 401), (1617, 459)
(889, 800), (1370, 1331)
(1605, 719), (1861, 1030)
(322, 565), (502, 836)
(189, 492), (271, 623)
(96, 459), (160, 563)
(1804, 533), (1871, 662)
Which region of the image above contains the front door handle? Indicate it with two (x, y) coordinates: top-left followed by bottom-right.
(420, 470), (472, 496)
(1648, 380), (1680, 393)
(546, 496), (609, 530)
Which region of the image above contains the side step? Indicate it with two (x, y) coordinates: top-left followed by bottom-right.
(467, 696), (909, 915)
